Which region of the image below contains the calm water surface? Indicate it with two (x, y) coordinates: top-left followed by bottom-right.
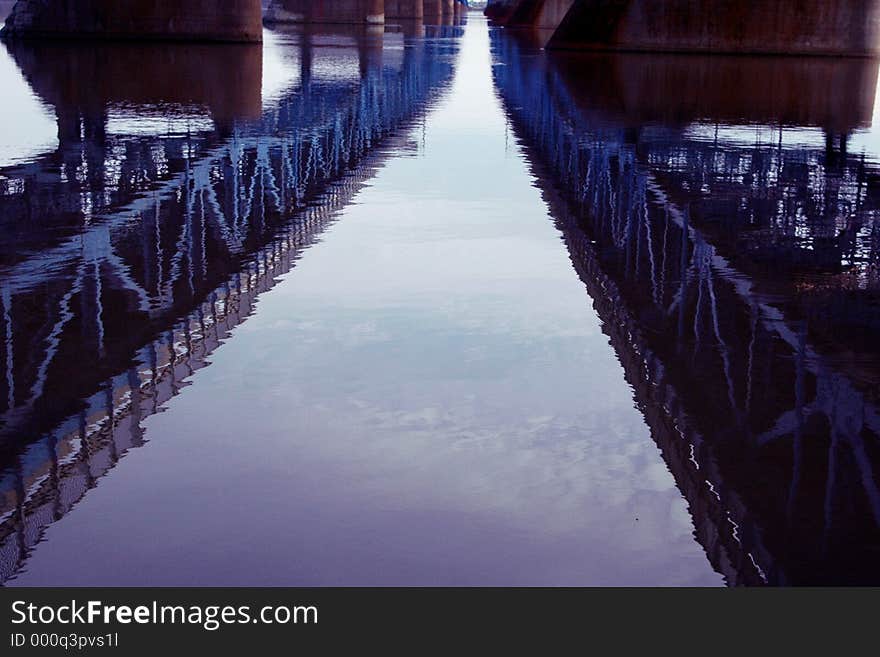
(0, 13), (878, 585)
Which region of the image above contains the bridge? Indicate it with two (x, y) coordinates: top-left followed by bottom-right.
(3, 19), (880, 585)
(0, 0), (469, 42)
(3, 0), (875, 54)
(486, 0), (880, 54)
(0, 22), (463, 582)
(264, 0), (469, 27)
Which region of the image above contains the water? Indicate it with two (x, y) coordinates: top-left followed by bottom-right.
(0, 13), (877, 586)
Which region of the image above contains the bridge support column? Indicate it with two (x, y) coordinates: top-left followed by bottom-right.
(1, 0), (264, 42)
(543, 0), (880, 56)
(265, 0), (385, 25)
(385, 0), (424, 20)
(423, 0), (443, 24)
(358, 29), (385, 77)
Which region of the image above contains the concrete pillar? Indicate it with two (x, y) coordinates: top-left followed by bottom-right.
(385, 0), (423, 20)
(366, 0), (385, 24)
(441, 0), (454, 25)
(300, 31), (313, 87)
(358, 29), (384, 77)
(548, 47), (879, 131)
(391, 18), (425, 37)
(423, 0), (442, 24)
(5, 38), (263, 127)
(1, 0), (263, 42)
(547, 0), (880, 56)
(265, 0), (385, 25)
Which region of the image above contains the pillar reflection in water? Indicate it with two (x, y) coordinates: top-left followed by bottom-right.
(0, 26), (459, 584)
(492, 31), (880, 585)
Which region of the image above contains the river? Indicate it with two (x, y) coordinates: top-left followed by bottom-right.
(0, 12), (878, 586)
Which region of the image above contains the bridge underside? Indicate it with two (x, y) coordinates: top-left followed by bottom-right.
(264, 0), (386, 25)
(0, 0), (468, 41)
(263, 0), (467, 26)
(487, 0), (880, 56)
(0, 0), (265, 41)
